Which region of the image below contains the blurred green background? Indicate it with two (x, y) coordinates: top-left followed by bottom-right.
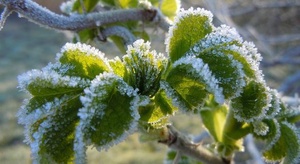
(0, 0), (299, 163)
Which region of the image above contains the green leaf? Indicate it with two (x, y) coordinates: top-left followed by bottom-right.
(73, 0), (100, 13)
(74, 29), (96, 43)
(19, 94), (82, 163)
(101, 0), (115, 6)
(192, 46), (246, 99)
(160, 0), (180, 21)
(200, 97), (228, 142)
(166, 8), (213, 62)
(220, 110), (250, 154)
(109, 57), (126, 78)
(123, 40), (166, 96)
(263, 122), (300, 164)
(265, 89), (281, 119)
(36, 94), (81, 163)
(231, 81), (270, 122)
(115, 0), (138, 8)
(76, 73), (140, 152)
(166, 65), (208, 111)
(57, 43), (111, 79)
(253, 119), (280, 151)
(165, 148), (203, 164)
(109, 35), (127, 54)
(18, 69), (87, 114)
(139, 89), (178, 125)
(17, 67), (86, 163)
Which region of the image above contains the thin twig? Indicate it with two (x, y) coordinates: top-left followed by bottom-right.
(159, 125), (227, 164)
(278, 71), (300, 94)
(0, 0), (158, 31)
(245, 135), (265, 164)
(101, 26), (136, 46)
(0, 7), (12, 30)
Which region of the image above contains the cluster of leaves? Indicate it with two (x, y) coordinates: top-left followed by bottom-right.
(60, 0), (180, 52)
(17, 6), (300, 164)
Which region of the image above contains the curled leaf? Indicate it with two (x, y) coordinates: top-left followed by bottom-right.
(263, 122), (300, 164)
(231, 81), (271, 122)
(123, 40), (167, 96)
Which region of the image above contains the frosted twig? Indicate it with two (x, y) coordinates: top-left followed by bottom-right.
(101, 26), (136, 46)
(0, 7), (12, 30)
(0, 0), (159, 31)
(245, 134), (265, 164)
(278, 71), (300, 94)
(159, 125), (228, 164)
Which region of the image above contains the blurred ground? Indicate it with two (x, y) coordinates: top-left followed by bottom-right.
(0, 0), (299, 163)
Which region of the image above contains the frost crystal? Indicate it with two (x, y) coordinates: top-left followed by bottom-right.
(173, 55), (225, 104)
(190, 25), (243, 54)
(56, 42), (108, 64)
(60, 0), (76, 14)
(17, 67), (88, 91)
(264, 119), (281, 151)
(253, 121), (269, 136)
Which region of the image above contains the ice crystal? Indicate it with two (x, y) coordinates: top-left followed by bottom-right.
(253, 121), (269, 136)
(56, 42), (107, 63)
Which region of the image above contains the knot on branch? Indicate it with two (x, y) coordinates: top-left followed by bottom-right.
(142, 9), (157, 22)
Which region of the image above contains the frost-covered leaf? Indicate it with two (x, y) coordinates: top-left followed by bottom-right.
(252, 121), (269, 136)
(123, 40), (167, 96)
(276, 101), (300, 123)
(160, 0), (180, 21)
(263, 122), (300, 164)
(231, 81), (271, 122)
(165, 148), (203, 164)
(168, 56), (225, 105)
(265, 89), (281, 119)
(57, 43), (111, 79)
(253, 119), (281, 151)
(75, 73), (140, 161)
(190, 46), (246, 99)
(188, 25), (263, 82)
(17, 66), (88, 163)
(109, 56), (126, 78)
(166, 58), (215, 111)
(36, 95), (81, 163)
(18, 94), (82, 163)
(166, 8), (213, 62)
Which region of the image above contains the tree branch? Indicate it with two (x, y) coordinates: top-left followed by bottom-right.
(100, 26), (136, 46)
(0, 0), (158, 31)
(159, 125), (228, 164)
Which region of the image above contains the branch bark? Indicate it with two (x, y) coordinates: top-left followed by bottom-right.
(0, 0), (159, 31)
(159, 125), (229, 164)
